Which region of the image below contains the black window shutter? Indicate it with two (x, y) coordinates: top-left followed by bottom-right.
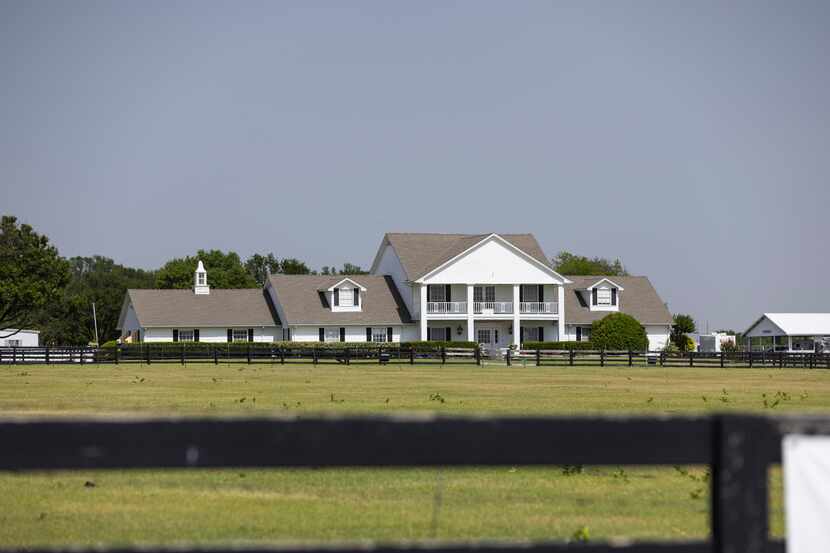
(227, 329), (233, 342)
(445, 285), (451, 302)
(248, 328), (254, 342)
(366, 327), (372, 342)
(520, 327), (525, 343)
(194, 329), (200, 342)
(520, 286), (524, 303)
(538, 326), (544, 342)
(339, 327), (345, 342)
(172, 329), (178, 342)
(538, 285), (544, 302)
(354, 289), (359, 306)
(576, 327), (582, 342)
(612, 288), (617, 306)
(333, 288), (339, 306)
(319, 328), (325, 342)
(446, 327), (451, 341)
(592, 289), (598, 305)
(387, 327), (393, 342)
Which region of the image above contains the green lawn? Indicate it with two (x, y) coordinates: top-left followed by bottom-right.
(1, 362), (827, 546)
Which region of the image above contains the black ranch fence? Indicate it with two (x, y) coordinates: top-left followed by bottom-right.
(3, 413), (829, 553)
(2, 345), (828, 369)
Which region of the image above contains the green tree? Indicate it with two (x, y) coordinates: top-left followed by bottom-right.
(590, 313), (648, 351)
(244, 253), (280, 286)
(339, 263), (367, 275)
(671, 314), (697, 351)
(553, 251), (628, 276)
(0, 215), (70, 338)
(156, 250), (257, 289)
(280, 258), (311, 275)
(36, 256), (155, 345)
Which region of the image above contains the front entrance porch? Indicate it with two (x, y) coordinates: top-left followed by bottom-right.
(424, 320), (561, 349)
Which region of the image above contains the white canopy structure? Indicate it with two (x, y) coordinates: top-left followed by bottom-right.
(744, 313), (830, 353)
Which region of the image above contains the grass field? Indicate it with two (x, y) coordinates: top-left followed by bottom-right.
(2, 362), (829, 546)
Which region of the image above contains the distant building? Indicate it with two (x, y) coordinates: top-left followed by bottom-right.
(0, 329), (40, 347)
(697, 332), (736, 353)
(743, 313), (830, 352)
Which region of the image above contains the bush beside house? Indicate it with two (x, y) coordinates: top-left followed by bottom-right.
(590, 313), (648, 351)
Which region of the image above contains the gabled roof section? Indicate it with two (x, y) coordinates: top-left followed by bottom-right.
(268, 274), (412, 325)
(564, 276), (672, 325)
(745, 313), (830, 336)
(374, 232), (565, 282)
(322, 277), (367, 292)
(120, 289), (280, 328)
(586, 278), (625, 291)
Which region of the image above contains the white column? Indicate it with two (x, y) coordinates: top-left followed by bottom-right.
(466, 284), (475, 342)
(558, 284), (566, 342)
(513, 284), (521, 347)
(419, 284), (428, 341)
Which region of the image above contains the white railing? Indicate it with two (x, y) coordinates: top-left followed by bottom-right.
(427, 301), (467, 314)
(473, 301), (513, 314)
(520, 301), (558, 314)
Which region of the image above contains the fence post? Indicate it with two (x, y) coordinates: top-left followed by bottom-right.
(506, 348), (511, 367)
(535, 348), (540, 367)
(247, 345), (251, 365)
(569, 348), (574, 366)
(475, 346), (480, 366)
(115, 346), (119, 365)
(410, 347), (414, 365)
(690, 352), (694, 367)
(146, 345), (151, 365)
(441, 347), (446, 365)
(600, 349), (605, 367)
(779, 352), (784, 369)
(720, 351), (724, 368)
(181, 344), (185, 366)
(13, 346), (17, 364)
(711, 415), (771, 553)
(80, 347), (85, 365)
(313, 348), (318, 365)
(213, 347), (218, 365)
(660, 351), (665, 366)
(345, 347), (351, 366)
(628, 350), (633, 367)
(748, 351), (753, 368)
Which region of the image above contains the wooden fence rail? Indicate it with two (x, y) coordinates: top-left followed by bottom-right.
(1, 346), (828, 369)
(2, 413), (824, 552)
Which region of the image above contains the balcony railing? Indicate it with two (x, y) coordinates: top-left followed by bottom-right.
(520, 301), (558, 314)
(473, 301), (513, 314)
(427, 301), (467, 314)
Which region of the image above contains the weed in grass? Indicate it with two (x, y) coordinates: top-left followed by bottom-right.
(562, 465), (584, 476)
(571, 526), (590, 542)
(429, 393), (446, 404)
(612, 468), (629, 483)
(689, 488), (704, 500)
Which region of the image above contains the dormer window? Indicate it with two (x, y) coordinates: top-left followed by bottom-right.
(588, 278), (622, 310)
(326, 278), (366, 312)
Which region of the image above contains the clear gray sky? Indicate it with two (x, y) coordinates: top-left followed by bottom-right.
(1, 1), (828, 332)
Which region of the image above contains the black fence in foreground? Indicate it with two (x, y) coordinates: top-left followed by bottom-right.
(1, 345), (829, 369)
(2, 413), (828, 553)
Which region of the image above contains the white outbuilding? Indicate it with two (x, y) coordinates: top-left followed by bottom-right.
(0, 329), (40, 347)
(743, 313), (830, 353)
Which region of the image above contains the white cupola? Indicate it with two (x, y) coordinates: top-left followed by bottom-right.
(194, 260), (210, 295)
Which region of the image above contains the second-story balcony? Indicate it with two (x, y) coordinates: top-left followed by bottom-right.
(520, 301), (558, 314)
(473, 301), (513, 314)
(427, 301), (467, 314)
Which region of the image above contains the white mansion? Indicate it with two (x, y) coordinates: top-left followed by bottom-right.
(118, 233), (672, 350)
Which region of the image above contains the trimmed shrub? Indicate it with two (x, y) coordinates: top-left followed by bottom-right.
(401, 341), (477, 351)
(521, 341), (595, 351)
(590, 313), (648, 351)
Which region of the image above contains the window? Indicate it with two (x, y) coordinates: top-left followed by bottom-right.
(597, 288), (612, 305)
(325, 328), (338, 342)
(428, 285), (446, 303)
(232, 329), (248, 342)
(6, 339), (21, 347)
(178, 330), (195, 342)
(474, 286), (495, 302)
(372, 328), (387, 343)
(523, 327), (540, 342)
(197, 273), (206, 285)
(428, 327), (451, 341)
(521, 285), (538, 302)
(339, 288), (353, 307)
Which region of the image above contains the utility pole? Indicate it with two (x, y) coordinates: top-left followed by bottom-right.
(92, 302), (100, 346)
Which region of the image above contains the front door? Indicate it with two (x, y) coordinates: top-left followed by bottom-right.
(476, 327), (499, 350)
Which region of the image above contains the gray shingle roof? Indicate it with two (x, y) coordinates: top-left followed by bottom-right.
(268, 274), (412, 325)
(564, 276), (672, 325)
(378, 233), (556, 280)
(125, 289), (280, 328)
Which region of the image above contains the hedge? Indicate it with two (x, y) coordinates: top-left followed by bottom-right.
(105, 341), (478, 351)
(521, 341), (596, 351)
(590, 313), (649, 351)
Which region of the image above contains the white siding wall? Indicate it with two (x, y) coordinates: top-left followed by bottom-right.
(1, 330), (40, 347)
(373, 245), (414, 315)
(644, 325), (671, 351)
(745, 316), (785, 338)
(120, 304), (141, 336)
(143, 327), (280, 343)
(289, 325), (406, 343)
